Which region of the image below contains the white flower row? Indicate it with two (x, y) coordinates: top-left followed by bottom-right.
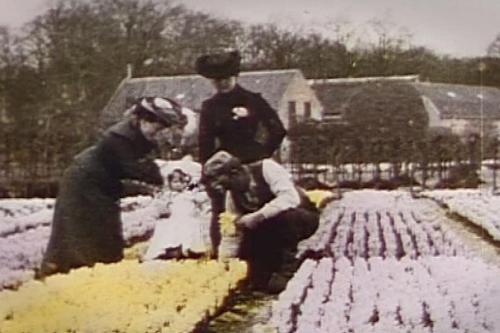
(0, 195), (153, 238)
(0, 198), (54, 218)
(299, 191), (469, 261)
(423, 189), (500, 241)
(0, 226), (50, 272)
(0, 194), (169, 290)
(271, 256), (500, 333)
(0, 208), (53, 237)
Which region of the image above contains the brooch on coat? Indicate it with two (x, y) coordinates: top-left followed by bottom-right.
(232, 107), (249, 120)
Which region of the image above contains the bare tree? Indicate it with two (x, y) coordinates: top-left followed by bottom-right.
(487, 33), (500, 57)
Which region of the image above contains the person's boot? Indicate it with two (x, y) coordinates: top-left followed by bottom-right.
(247, 260), (273, 293)
(266, 248), (300, 294)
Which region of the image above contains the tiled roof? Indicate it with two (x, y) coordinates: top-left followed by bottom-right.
(412, 82), (500, 120)
(310, 76), (500, 121)
(309, 76), (420, 117)
(310, 82), (364, 116)
(101, 69), (299, 126)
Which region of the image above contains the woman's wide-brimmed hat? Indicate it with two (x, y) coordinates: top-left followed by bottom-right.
(131, 97), (187, 127)
(195, 50), (241, 79)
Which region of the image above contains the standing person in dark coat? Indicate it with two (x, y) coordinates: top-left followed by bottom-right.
(39, 97), (187, 277)
(202, 151), (319, 294)
(195, 50), (287, 254)
(196, 50), (286, 164)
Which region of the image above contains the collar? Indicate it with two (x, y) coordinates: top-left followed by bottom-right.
(107, 119), (157, 150)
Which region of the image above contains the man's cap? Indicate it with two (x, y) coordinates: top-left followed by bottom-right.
(195, 50), (241, 79)
(202, 151), (242, 181)
(131, 97), (187, 127)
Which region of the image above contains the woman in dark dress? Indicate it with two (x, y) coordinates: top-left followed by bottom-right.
(39, 97), (187, 277)
(196, 50), (287, 255)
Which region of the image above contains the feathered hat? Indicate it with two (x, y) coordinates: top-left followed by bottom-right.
(130, 97), (187, 127)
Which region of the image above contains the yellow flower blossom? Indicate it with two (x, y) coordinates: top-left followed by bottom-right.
(219, 211), (237, 236)
(305, 189), (336, 208)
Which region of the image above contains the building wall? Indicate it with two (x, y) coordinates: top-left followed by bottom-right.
(279, 74), (322, 128)
(421, 95), (500, 137)
(276, 73), (323, 163)
(430, 118), (500, 137)
(421, 96), (441, 128)
(437, 118), (469, 135)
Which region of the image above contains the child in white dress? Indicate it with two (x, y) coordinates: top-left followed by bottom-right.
(143, 168), (211, 260)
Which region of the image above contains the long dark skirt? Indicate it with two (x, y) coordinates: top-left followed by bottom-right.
(40, 162), (124, 277)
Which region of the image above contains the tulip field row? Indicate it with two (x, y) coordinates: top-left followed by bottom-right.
(0, 199), (54, 237)
(422, 189), (500, 241)
(1, 189), (500, 333)
(268, 190), (500, 333)
(298, 191), (470, 260)
(0, 195), (160, 290)
(271, 256), (500, 333)
(0, 196), (153, 237)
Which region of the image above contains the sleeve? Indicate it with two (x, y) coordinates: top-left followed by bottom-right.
(255, 94), (287, 155)
(225, 191), (239, 215)
(198, 101), (217, 163)
(255, 159), (300, 219)
(104, 135), (164, 186)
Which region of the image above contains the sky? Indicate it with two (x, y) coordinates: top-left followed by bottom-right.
(1, 0), (500, 58)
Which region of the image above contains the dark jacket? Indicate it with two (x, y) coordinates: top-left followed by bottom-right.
(198, 84), (286, 163)
(40, 119), (163, 276)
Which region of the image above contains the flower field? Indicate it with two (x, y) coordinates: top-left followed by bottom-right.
(0, 198), (54, 237)
(0, 259), (246, 333)
(271, 256), (500, 333)
(0, 195), (159, 290)
(298, 190), (471, 260)
(1, 189), (500, 332)
(269, 190), (500, 333)
(422, 189), (500, 241)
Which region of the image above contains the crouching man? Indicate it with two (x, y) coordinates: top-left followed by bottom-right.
(202, 151), (319, 293)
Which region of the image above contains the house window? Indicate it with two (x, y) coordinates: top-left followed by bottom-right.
(304, 102), (311, 119)
(288, 101), (297, 127)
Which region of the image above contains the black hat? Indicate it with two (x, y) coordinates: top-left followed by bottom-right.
(132, 97), (187, 127)
(195, 50), (241, 79)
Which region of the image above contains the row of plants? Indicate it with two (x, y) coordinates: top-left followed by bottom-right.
(0, 195), (156, 289)
(0, 259), (247, 333)
(266, 190), (500, 332)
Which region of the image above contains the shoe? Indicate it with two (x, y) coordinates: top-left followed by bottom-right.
(265, 249), (300, 294)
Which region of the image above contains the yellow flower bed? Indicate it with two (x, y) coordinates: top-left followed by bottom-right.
(0, 259), (247, 333)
